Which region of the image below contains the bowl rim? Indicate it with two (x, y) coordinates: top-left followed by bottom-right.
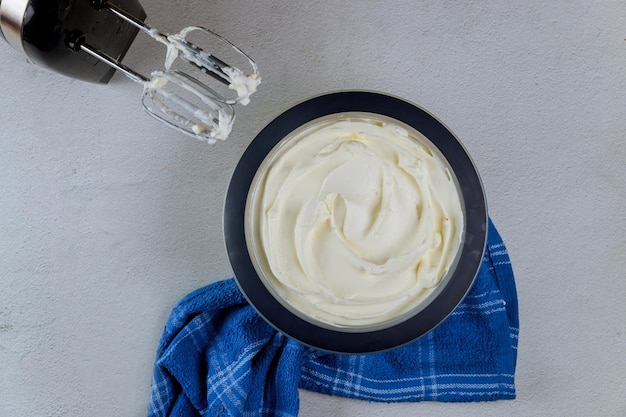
(224, 91), (488, 353)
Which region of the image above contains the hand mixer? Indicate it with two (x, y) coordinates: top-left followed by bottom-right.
(0, 0), (260, 142)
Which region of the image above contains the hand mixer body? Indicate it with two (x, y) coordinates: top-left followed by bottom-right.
(1, 0), (145, 83)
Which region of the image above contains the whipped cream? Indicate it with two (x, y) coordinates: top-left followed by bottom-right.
(246, 114), (464, 327)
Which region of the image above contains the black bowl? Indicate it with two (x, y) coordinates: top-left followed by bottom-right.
(224, 91), (487, 353)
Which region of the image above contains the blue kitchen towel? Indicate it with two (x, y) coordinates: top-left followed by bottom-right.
(147, 219), (518, 417)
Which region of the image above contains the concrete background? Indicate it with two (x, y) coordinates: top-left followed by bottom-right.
(1, 1), (625, 416)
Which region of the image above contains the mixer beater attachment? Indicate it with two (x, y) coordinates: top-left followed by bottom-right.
(65, 0), (260, 142)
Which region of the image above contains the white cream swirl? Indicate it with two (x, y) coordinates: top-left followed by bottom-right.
(246, 114), (464, 327)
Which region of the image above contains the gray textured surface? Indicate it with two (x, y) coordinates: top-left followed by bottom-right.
(1, 1), (625, 416)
